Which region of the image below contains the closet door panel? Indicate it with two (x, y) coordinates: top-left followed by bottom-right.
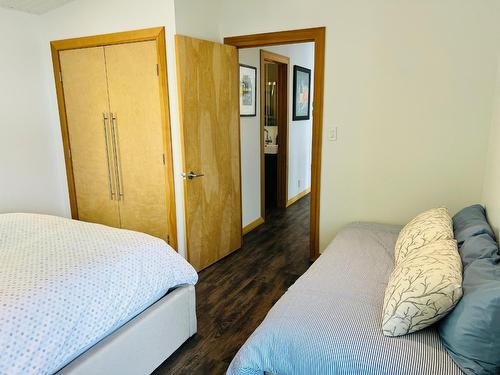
(104, 41), (170, 242)
(59, 47), (120, 227)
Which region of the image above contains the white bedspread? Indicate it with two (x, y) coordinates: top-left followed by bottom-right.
(0, 213), (198, 375)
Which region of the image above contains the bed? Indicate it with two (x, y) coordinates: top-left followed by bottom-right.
(227, 222), (463, 375)
(0, 213), (198, 375)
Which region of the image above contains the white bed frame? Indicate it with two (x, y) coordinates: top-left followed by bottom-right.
(57, 285), (196, 375)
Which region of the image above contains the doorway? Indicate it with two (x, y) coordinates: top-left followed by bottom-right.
(225, 28), (325, 261)
(261, 50), (289, 211)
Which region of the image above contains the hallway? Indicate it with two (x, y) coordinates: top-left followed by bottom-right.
(155, 196), (311, 374)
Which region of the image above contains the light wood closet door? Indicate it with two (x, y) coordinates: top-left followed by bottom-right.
(176, 35), (242, 271)
(104, 41), (170, 242)
(60, 47), (120, 227)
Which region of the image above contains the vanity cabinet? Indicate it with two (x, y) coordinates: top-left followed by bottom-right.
(265, 153), (278, 209)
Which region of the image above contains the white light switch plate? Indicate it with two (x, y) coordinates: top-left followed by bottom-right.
(328, 127), (338, 141)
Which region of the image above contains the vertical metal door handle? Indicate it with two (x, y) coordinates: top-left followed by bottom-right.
(110, 113), (124, 200)
(102, 112), (115, 200)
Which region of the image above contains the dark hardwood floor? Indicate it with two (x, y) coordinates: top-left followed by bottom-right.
(154, 195), (311, 375)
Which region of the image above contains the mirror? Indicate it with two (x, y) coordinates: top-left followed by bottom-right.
(264, 62), (278, 127)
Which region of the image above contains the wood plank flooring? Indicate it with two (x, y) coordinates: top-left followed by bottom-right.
(154, 195), (311, 374)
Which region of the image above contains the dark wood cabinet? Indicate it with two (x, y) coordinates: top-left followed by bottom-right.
(265, 153), (278, 209)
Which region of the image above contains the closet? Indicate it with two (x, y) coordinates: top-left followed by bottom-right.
(52, 28), (176, 247)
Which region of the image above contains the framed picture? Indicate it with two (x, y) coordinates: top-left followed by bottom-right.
(239, 64), (257, 117)
(293, 65), (311, 121)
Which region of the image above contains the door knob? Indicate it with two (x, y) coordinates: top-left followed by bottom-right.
(182, 171), (204, 180)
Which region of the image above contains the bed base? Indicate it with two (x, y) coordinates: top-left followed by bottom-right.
(57, 284), (196, 375)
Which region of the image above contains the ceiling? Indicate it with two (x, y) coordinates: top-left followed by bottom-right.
(0, 0), (75, 14)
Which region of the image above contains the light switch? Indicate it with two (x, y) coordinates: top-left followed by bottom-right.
(328, 127), (338, 141)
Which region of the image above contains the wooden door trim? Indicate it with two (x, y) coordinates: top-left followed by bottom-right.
(225, 27), (325, 261)
(50, 27), (165, 51)
(50, 27), (178, 249)
(260, 50), (289, 214)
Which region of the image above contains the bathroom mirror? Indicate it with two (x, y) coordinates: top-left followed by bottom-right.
(264, 62), (278, 127)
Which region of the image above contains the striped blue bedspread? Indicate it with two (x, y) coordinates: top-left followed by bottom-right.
(227, 223), (463, 375)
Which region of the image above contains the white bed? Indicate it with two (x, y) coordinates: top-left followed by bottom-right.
(0, 213), (198, 375)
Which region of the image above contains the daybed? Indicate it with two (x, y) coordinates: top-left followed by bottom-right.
(228, 222), (463, 375)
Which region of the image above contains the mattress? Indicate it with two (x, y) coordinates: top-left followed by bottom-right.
(228, 222), (463, 375)
(0, 213), (198, 375)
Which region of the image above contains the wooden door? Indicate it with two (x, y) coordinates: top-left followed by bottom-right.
(104, 41), (171, 243)
(175, 35), (242, 271)
(60, 47), (121, 227)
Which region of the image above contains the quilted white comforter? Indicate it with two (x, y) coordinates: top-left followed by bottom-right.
(0, 213), (198, 375)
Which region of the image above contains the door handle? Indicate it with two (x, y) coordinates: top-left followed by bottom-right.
(182, 171), (204, 180)
(110, 113), (124, 200)
(102, 112), (115, 200)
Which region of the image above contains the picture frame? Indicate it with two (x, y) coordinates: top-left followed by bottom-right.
(292, 65), (311, 121)
(239, 64), (257, 117)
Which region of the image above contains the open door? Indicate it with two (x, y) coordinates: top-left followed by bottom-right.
(175, 35), (242, 271)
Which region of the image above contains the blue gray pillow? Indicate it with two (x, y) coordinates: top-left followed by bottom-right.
(459, 233), (499, 269)
(438, 204), (500, 375)
(439, 257), (500, 375)
(453, 204), (496, 247)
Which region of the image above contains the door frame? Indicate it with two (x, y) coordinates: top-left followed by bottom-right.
(260, 50), (289, 212)
(225, 27), (325, 261)
(50, 27), (178, 249)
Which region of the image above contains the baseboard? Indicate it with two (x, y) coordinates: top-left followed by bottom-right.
(286, 188), (311, 208)
(242, 216), (265, 235)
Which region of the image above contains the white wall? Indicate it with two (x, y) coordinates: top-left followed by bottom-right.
(0, 8), (68, 216)
(174, 0), (222, 42)
(482, 54), (500, 238)
(214, 0), (500, 250)
(239, 43), (314, 227)
(239, 49), (262, 226)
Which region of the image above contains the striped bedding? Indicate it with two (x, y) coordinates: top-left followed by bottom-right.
(227, 222), (463, 375)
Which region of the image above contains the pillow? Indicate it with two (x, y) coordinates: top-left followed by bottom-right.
(382, 240), (462, 337)
(453, 204), (496, 247)
(439, 256), (500, 375)
(394, 207), (453, 264)
(459, 233), (498, 269)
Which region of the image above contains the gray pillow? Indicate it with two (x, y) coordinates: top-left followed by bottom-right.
(438, 205), (500, 375)
(459, 233), (499, 269)
(438, 257), (500, 375)
(452, 204), (496, 247)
